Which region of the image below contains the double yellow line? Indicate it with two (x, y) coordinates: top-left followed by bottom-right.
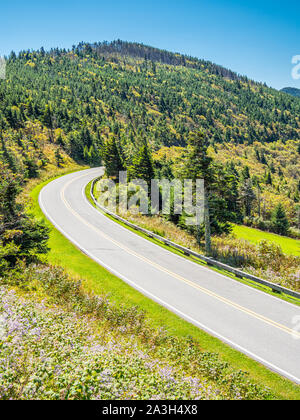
(60, 173), (300, 339)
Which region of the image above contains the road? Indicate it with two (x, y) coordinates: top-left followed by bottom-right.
(39, 168), (300, 384)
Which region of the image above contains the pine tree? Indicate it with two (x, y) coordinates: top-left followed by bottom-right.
(241, 165), (250, 180)
(239, 179), (256, 217)
(102, 136), (125, 181)
(42, 104), (54, 142)
(55, 148), (64, 168)
(265, 171), (272, 185)
(182, 131), (214, 252)
(271, 203), (289, 236)
(128, 141), (155, 186)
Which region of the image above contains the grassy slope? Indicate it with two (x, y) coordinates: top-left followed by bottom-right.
(28, 172), (300, 400)
(232, 224), (300, 257)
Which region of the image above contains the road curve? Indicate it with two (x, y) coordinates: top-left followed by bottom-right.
(39, 168), (300, 384)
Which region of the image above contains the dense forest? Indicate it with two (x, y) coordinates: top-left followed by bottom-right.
(0, 40), (300, 239)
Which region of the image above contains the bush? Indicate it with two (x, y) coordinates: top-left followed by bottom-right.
(289, 227), (300, 240)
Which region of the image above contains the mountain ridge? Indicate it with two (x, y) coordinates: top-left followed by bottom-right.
(281, 87), (300, 98)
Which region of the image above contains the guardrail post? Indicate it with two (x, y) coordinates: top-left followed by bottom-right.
(272, 289), (281, 294)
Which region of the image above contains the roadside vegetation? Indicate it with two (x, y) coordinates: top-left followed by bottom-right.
(1, 40), (300, 400)
(0, 264), (275, 400)
(97, 129), (300, 292)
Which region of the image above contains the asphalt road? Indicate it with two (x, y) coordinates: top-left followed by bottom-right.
(39, 168), (300, 384)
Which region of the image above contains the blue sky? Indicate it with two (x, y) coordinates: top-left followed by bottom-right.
(1, 0), (299, 89)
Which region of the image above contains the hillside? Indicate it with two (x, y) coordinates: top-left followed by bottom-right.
(0, 42), (299, 226)
(1, 40), (300, 401)
(281, 87), (300, 98)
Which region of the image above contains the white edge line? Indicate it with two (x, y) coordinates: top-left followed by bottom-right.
(39, 180), (300, 385)
(83, 175), (300, 311)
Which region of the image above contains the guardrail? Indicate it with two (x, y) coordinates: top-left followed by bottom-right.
(90, 178), (300, 300)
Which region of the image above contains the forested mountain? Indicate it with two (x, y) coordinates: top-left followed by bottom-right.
(281, 87), (300, 98)
(0, 41), (299, 229)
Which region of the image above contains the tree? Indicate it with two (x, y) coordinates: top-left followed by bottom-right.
(241, 165), (250, 180)
(102, 136), (125, 181)
(42, 104), (54, 142)
(182, 131), (214, 252)
(55, 148), (64, 168)
(271, 203), (289, 236)
(265, 171), (272, 185)
(239, 179), (256, 217)
(24, 157), (39, 178)
(0, 162), (49, 274)
(128, 141), (155, 186)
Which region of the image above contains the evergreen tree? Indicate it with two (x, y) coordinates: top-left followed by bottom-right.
(55, 148), (64, 168)
(0, 162), (49, 274)
(239, 179), (256, 217)
(102, 136), (125, 181)
(42, 104), (54, 142)
(24, 157), (39, 178)
(182, 131), (214, 252)
(128, 141), (155, 186)
(265, 171), (272, 185)
(271, 203), (289, 236)
(241, 165), (250, 180)
(42, 105), (53, 129)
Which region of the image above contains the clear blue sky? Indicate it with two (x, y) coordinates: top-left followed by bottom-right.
(1, 0), (299, 89)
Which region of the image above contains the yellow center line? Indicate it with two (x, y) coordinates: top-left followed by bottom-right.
(60, 173), (300, 339)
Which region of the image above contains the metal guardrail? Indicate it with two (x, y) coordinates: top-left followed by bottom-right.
(90, 178), (300, 300)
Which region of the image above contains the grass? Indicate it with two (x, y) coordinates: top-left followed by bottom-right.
(88, 180), (300, 305)
(27, 171), (300, 400)
(232, 224), (300, 257)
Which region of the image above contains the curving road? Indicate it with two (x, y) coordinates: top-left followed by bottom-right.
(39, 168), (300, 384)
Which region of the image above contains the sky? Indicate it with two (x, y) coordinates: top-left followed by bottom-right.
(0, 0), (299, 89)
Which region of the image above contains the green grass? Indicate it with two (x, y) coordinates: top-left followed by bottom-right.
(232, 224), (300, 257)
(87, 181), (300, 307)
(28, 172), (300, 400)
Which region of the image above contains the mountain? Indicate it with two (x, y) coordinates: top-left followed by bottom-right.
(281, 87), (300, 98)
(0, 41), (299, 225)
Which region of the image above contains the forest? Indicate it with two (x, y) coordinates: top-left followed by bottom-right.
(1, 41), (299, 236)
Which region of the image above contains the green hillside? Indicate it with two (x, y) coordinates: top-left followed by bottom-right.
(1, 41), (299, 221)
(281, 87), (300, 98)
(1, 40), (300, 400)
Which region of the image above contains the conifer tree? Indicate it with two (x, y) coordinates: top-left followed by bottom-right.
(239, 179), (256, 217)
(128, 141), (155, 186)
(102, 136), (125, 181)
(182, 131), (214, 252)
(271, 203), (289, 236)
(55, 148), (64, 168)
(42, 104), (54, 142)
